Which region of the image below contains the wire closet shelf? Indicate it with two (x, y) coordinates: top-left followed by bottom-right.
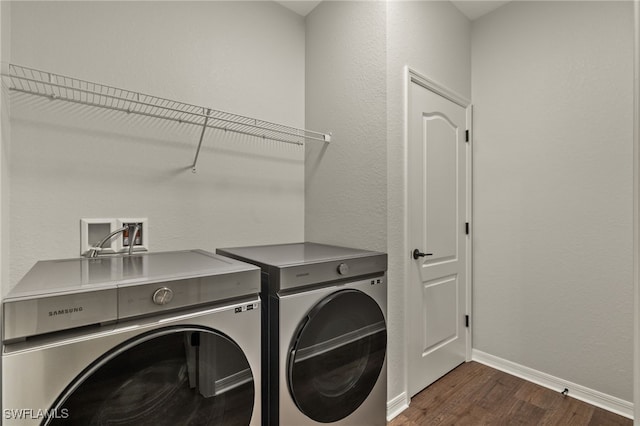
(1, 64), (331, 172)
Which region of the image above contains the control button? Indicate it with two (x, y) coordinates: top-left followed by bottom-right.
(152, 287), (174, 305)
(337, 263), (349, 275)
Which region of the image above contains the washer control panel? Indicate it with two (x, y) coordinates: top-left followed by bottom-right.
(152, 287), (174, 305)
(117, 268), (259, 319)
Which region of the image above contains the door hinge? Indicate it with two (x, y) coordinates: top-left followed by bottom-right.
(465, 222), (469, 235)
(465, 130), (469, 142)
(465, 315), (470, 328)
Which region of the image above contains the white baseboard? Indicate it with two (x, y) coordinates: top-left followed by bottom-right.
(386, 392), (410, 421)
(472, 349), (634, 420)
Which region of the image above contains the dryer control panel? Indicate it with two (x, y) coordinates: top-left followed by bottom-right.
(217, 242), (388, 293)
(276, 255), (387, 291)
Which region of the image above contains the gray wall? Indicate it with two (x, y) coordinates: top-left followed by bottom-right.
(6, 1), (306, 291)
(472, 1), (634, 401)
(305, 1), (387, 253)
(1, 1), (10, 296)
(635, 0), (640, 419)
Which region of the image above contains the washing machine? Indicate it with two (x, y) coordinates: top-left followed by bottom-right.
(2, 250), (261, 426)
(217, 242), (387, 426)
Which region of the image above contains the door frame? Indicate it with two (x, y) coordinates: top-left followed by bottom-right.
(403, 66), (473, 397)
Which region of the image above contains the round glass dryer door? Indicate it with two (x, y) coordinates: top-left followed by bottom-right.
(45, 327), (254, 426)
(288, 289), (387, 423)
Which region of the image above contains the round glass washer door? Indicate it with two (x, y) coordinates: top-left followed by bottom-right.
(45, 326), (254, 426)
(287, 289), (387, 423)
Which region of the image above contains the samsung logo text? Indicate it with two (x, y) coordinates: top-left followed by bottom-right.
(49, 307), (83, 317)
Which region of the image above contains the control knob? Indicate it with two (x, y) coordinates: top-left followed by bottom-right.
(152, 287), (174, 305)
(337, 262), (349, 275)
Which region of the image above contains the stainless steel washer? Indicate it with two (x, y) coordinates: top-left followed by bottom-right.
(217, 242), (387, 426)
(2, 250), (261, 426)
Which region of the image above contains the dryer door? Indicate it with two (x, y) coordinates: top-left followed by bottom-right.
(45, 326), (254, 426)
(287, 289), (387, 423)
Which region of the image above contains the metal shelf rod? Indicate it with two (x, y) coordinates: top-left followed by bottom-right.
(1, 64), (332, 166)
(8, 87), (205, 126)
(10, 82), (325, 142)
(8, 71), (328, 137)
(10, 86), (313, 146)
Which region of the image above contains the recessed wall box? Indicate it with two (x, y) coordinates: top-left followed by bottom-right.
(116, 218), (149, 253)
(80, 218), (117, 256)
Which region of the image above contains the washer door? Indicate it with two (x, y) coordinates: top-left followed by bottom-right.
(287, 289), (387, 423)
(45, 326), (254, 426)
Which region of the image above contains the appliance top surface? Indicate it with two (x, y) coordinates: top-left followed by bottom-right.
(217, 242), (384, 268)
(6, 249), (259, 300)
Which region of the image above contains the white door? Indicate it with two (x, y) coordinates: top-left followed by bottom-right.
(408, 78), (470, 397)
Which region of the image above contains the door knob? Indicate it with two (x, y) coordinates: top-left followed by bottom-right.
(413, 249), (433, 260)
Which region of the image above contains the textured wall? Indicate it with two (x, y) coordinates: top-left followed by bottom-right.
(305, 1), (387, 253)
(472, 1), (634, 401)
(7, 1), (306, 290)
(1, 1), (10, 296)
(386, 0), (471, 404)
(304, 0), (389, 406)
(633, 0), (639, 418)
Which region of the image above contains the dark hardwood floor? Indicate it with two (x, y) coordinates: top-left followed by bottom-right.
(387, 362), (632, 426)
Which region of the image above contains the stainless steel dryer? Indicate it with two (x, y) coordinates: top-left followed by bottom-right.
(217, 242), (387, 426)
(2, 250), (262, 426)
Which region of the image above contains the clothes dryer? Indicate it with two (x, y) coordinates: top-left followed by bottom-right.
(2, 250), (261, 426)
(217, 242), (387, 426)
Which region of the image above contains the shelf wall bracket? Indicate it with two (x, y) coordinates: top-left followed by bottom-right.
(192, 108), (212, 173)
